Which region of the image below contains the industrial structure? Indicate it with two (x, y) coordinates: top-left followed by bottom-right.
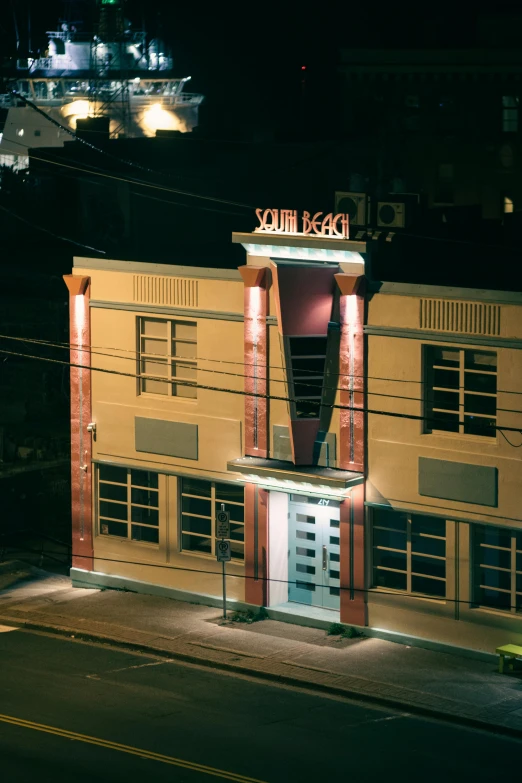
(0, 0), (202, 169)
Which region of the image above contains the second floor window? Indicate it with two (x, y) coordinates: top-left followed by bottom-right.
(138, 317), (197, 398)
(288, 336), (327, 419)
(425, 346), (497, 437)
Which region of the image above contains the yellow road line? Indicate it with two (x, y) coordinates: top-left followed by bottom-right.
(0, 712), (268, 783)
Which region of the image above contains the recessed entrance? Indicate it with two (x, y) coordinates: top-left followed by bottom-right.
(288, 495), (340, 611)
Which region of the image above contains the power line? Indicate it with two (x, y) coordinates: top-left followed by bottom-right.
(8, 92), (254, 211)
(23, 147), (249, 218)
(132, 190), (248, 217)
(498, 429), (522, 448)
(0, 203), (106, 254)
(7, 96), (522, 256)
(1, 333), (521, 413)
(2, 136), (247, 219)
(6, 542), (522, 612)
(1, 342), (521, 436)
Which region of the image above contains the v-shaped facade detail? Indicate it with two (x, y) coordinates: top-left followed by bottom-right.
(230, 231), (367, 623)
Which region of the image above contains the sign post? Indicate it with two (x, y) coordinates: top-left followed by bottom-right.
(216, 505), (231, 619)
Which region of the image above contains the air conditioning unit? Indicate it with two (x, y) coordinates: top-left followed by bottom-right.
(335, 191), (367, 226)
(377, 201), (406, 228)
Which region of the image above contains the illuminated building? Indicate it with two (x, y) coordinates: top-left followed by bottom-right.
(64, 214), (522, 653)
(0, 0), (202, 168)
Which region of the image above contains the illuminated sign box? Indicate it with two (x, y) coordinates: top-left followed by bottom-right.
(255, 209), (350, 240)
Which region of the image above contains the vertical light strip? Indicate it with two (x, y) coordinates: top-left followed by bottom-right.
(349, 323), (355, 464)
(346, 294), (358, 464)
(75, 294), (86, 541)
(349, 494), (354, 601)
(254, 485), (259, 581)
(249, 285), (262, 452)
(253, 343), (258, 449)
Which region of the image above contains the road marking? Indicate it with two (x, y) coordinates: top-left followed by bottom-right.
(0, 712), (268, 783)
(104, 661), (167, 674)
(0, 625), (18, 633)
(363, 714), (407, 725)
(85, 660), (168, 680)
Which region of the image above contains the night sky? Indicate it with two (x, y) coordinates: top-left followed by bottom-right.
(2, 0), (521, 131)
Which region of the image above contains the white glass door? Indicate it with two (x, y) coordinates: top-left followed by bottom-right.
(288, 499), (340, 611)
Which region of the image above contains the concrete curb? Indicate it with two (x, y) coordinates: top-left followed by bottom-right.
(2, 613), (521, 741)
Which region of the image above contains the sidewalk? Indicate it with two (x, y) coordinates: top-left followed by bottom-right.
(1, 560), (522, 738)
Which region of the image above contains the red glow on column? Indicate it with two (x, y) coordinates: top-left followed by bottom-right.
(340, 485), (367, 626)
(64, 275), (93, 572)
(239, 266), (269, 458)
(245, 484), (269, 607)
(338, 286), (365, 472)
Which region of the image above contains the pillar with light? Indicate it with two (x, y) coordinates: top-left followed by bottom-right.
(63, 274), (94, 572)
(238, 265), (270, 458)
(238, 265), (270, 607)
(335, 272), (367, 626)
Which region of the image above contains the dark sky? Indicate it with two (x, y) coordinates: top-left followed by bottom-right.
(2, 0), (522, 131)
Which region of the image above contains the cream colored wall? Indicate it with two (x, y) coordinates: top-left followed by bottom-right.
(368, 291), (522, 340)
(366, 333), (522, 522)
(75, 266), (244, 314)
(85, 266), (246, 600)
(366, 291), (522, 649)
(368, 294), (420, 330)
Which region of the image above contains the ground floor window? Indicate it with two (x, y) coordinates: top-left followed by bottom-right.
(98, 464), (159, 544)
(473, 525), (522, 613)
(180, 478), (245, 560)
(372, 507), (447, 598)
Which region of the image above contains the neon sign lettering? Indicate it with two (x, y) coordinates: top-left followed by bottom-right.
(255, 208), (349, 240)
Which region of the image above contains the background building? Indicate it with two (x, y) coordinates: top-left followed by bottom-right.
(337, 15), (522, 222)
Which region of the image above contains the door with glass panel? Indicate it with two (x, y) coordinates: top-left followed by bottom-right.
(288, 497), (340, 611)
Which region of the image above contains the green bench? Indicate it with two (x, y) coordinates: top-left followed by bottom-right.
(496, 644), (522, 674)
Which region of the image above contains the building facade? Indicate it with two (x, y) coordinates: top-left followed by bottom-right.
(64, 227), (522, 652)
(366, 283), (522, 651)
(64, 225), (367, 627)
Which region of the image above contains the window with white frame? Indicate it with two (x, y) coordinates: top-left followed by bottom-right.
(98, 465), (160, 544)
(372, 508), (447, 598)
(138, 317), (197, 398)
(473, 525), (522, 614)
(425, 346), (497, 437)
(180, 478), (244, 560)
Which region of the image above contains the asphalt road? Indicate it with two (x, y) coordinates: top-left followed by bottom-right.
(0, 627), (520, 783)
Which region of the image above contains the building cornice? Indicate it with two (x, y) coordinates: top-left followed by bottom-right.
(74, 257), (242, 281)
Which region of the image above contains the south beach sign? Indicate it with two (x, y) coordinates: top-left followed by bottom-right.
(255, 209), (350, 240)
